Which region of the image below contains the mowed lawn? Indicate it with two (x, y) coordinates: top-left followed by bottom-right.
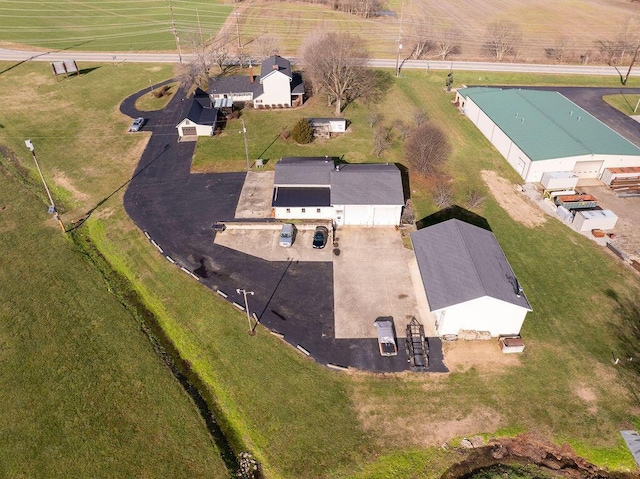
(0, 0), (231, 51)
(1, 59), (640, 478)
(0, 169), (228, 476)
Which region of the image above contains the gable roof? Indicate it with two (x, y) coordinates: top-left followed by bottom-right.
(462, 88), (640, 161)
(180, 92), (217, 126)
(209, 75), (263, 97)
(274, 157), (335, 186)
(330, 164), (404, 205)
(410, 219), (532, 311)
(260, 55), (292, 80)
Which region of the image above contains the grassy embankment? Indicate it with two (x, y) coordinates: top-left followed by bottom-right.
(0, 147), (229, 475)
(1, 59), (639, 479)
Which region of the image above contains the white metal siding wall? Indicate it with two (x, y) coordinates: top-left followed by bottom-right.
(274, 206), (335, 221)
(436, 297), (528, 337)
(373, 205), (402, 226)
(256, 74), (291, 106)
(195, 124), (214, 136)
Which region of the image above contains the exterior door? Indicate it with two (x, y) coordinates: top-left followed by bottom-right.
(573, 160), (604, 178)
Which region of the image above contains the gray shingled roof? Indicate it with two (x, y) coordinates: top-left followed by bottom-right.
(291, 72), (304, 95)
(183, 94), (218, 126)
(261, 55), (292, 79)
(410, 219), (532, 311)
(274, 157), (334, 186)
(330, 164), (404, 205)
(209, 75), (263, 97)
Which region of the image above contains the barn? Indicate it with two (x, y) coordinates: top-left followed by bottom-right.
(271, 157), (405, 226)
(411, 218), (532, 337)
(455, 87), (640, 183)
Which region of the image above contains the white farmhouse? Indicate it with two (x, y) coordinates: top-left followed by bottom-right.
(411, 219), (532, 337)
(209, 55), (304, 108)
(455, 87), (640, 183)
(271, 157), (405, 226)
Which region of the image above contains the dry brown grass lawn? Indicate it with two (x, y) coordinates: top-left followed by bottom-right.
(482, 170), (547, 227)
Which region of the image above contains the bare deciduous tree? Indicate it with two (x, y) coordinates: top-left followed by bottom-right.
(208, 32), (232, 72)
(301, 31), (371, 115)
(404, 122), (451, 177)
(433, 26), (461, 60)
(545, 37), (571, 63)
(395, 120), (412, 141)
(367, 111), (382, 128)
(434, 180), (453, 208)
(333, 0), (381, 18)
(373, 124), (392, 157)
(252, 33), (282, 60)
(407, 14), (433, 59)
(466, 189), (486, 210)
(484, 20), (522, 61)
(413, 110), (428, 127)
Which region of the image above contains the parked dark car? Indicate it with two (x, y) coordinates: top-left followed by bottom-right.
(312, 226), (328, 249)
(211, 222), (226, 232)
(129, 117), (146, 132)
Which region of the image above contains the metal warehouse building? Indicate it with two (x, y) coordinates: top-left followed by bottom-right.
(455, 87), (640, 183)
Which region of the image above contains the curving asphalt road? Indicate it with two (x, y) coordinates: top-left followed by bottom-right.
(120, 82), (447, 373)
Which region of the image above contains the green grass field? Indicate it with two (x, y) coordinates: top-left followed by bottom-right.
(0, 164), (229, 476)
(1, 59), (640, 478)
(603, 93), (640, 115)
(0, 0), (231, 51)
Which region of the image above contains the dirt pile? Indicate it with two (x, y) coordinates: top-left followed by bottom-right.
(442, 434), (639, 479)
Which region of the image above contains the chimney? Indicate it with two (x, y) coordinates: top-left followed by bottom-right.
(249, 64), (254, 84)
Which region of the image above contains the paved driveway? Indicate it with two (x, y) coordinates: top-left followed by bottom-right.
(120, 83), (447, 373)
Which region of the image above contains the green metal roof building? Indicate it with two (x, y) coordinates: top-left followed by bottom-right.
(456, 87), (640, 182)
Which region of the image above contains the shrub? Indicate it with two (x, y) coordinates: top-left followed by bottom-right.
(291, 118), (314, 144)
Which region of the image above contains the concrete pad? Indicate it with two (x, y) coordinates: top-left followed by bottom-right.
(406, 251), (437, 336)
(214, 227), (333, 262)
(235, 171), (274, 218)
(333, 227), (422, 339)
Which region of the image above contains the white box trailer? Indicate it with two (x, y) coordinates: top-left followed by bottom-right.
(541, 171), (579, 191)
(572, 209), (618, 232)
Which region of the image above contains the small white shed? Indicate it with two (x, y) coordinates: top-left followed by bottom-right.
(572, 209), (618, 232)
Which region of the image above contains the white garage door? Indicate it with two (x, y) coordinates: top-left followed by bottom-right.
(372, 206), (399, 226)
(343, 205), (372, 226)
(573, 160), (604, 178)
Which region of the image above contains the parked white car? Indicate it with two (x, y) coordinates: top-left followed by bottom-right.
(279, 223), (295, 247)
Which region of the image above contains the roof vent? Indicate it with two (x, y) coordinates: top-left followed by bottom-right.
(569, 110), (573, 116)
(515, 112), (518, 118)
(335, 164), (341, 171)
(577, 116), (581, 122)
(521, 117), (525, 123)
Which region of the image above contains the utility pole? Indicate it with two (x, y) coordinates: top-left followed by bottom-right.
(236, 288), (256, 335)
(235, 12), (241, 49)
(395, 1), (404, 77)
(24, 140), (65, 233)
(168, 0), (183, 64)
(240, 119), (250, 171)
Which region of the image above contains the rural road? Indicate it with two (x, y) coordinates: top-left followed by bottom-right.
(1, 47), (639, 77)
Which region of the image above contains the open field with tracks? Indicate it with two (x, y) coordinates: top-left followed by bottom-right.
(1, 59), (639, 478)
(1, 0), (639, 65)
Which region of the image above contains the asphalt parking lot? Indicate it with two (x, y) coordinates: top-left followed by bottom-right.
(120, 83), (448, 373)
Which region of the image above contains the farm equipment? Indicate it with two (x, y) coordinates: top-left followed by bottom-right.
(405, 317), (428, 371)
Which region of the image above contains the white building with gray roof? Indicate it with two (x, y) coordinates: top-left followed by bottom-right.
(410, 219), (532, 337)
(272, 157), (405, 226)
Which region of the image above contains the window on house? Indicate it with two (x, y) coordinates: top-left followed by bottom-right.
(316, 208), (321, 213)
(301, 208), (306, 213)
(286, 208), (290, 213)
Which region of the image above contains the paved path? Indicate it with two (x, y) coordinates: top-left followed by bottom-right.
(120, 82), (448, 373)
(1, 47), (639, 77)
